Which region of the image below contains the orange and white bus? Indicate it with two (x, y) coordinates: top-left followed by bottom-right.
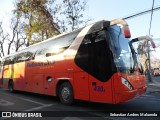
(0, 19), (147, 105)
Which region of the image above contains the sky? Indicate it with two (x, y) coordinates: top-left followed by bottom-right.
(0, 0), (160, 58)
(87, 0), (160, 39)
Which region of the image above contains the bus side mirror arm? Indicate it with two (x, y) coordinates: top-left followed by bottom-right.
(130, 35), (156, 48)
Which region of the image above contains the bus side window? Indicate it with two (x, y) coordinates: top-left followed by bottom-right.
(45, 34), (77, 57)
(26, 51), (34, 60)
(35, 48), (48, 59)
(1, 59), (4, 66)
(14, 51), (33, 63)
(3, 58), (8, 66)
(3, 57), (14, 66)
(15, 54), (23, 63)
(46, 46), (69, 57)
(0, 59), (4, 71)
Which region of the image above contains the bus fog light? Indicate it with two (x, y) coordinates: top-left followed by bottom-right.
(121, 78), (133, 90)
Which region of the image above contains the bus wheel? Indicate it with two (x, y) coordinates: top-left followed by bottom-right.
(59, 82), (74, 105)
(8, 80), (14, 93)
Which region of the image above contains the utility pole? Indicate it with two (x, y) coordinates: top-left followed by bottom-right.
(147, 0), (154, 83)
(147, 43), (152, 82)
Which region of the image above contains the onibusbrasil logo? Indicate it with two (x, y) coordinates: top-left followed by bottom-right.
(1, 112), (42, 118)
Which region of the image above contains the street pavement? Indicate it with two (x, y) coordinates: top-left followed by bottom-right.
(146, 76), (160, 94)
(0, 76), (160, 120)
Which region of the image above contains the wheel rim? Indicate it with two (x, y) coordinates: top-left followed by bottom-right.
(61, 87), (70, 101)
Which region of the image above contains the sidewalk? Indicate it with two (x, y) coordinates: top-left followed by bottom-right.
(146, 77), (160, 93)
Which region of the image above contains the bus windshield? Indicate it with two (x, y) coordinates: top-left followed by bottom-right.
(108, 25), (134, 74)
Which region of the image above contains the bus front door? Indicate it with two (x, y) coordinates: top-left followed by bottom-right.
(89, 75), (113, 103)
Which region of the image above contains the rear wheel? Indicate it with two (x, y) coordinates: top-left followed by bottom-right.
(8, 80), (14, 93)
(59, 82), (74, 105)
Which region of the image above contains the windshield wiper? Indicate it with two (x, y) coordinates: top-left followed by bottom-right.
(129, 38), (139, 73)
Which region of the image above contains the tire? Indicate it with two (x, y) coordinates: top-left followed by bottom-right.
(59, 82), (74, 105)
(8, 80), (14, 93)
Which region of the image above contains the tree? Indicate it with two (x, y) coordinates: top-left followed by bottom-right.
(0, 0), (91, 57)
(0, 22), (9, 58)
(0, 16), (27, 58)
(14, 0), (60, 46)
(10, 17), (27, 52)
(13, 0), (90, 45)
(56, 0), (91, 32)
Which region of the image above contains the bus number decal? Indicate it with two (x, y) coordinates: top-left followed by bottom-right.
(94, 86), (105, 92)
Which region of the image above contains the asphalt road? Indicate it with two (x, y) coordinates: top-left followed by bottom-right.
(0, 77), (160, 120)
(153, 76), (160, 83)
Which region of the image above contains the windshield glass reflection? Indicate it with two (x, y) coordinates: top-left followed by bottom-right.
(107, 25), (134, 74)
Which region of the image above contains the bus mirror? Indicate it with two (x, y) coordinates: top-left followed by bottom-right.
(123, 26), (131, 38)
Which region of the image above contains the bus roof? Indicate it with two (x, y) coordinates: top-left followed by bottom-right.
(2, 26), (86, 59)
(2, 20), (107, 59)
(2, 19), (127, 59)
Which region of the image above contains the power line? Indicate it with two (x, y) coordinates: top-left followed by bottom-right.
(123, 6), (160, 20)
(149, 0), (155, 35)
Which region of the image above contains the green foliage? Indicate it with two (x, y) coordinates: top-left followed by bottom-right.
(58, 0), (91, 32)
(14, 0), (60, 46)
(13, 0), (90, 46)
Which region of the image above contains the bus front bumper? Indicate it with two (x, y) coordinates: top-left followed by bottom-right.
(114, 86), (147, 104)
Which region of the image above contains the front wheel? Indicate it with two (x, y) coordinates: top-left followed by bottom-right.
(59, 82), (74, 105)
(8, 80), (14, 93)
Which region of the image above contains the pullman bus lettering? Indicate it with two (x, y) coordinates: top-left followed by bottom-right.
(27, 61), (55, 67)
(0, 19), (147, 105)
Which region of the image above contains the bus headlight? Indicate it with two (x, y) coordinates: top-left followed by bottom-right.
(121, 78), (133, 90)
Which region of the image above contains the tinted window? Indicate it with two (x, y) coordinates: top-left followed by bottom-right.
(14, 51), (33, 63)
(35, 48), (48, 59)
(3, 57), (14, 65)
(35, 29), (81, 58)
(75, 30), (116, 82)
(2, 28), (82, 64)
